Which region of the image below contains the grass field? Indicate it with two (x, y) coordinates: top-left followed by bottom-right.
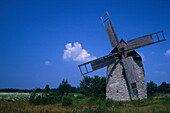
(0, 92), (31, 102)
(0, 93), (169, 113)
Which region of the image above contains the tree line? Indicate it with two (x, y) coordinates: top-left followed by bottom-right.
(147, 81), (170, 97)
(0, 76), (169, 97)
(0, 75), (169, 106)
(0, 81), (77, 93)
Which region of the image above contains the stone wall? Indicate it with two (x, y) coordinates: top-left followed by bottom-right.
(106, 60), (130, 101)
(106, 57), (147, 101)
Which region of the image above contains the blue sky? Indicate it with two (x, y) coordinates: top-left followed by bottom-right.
(0, 0), (170, 89)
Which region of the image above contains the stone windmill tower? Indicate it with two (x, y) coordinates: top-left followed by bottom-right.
(78, 12), (166, 101)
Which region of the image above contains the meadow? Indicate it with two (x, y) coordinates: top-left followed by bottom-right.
(0, 92), (169, 113)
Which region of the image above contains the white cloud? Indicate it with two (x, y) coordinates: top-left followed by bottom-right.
(165, 49), (170, 56)
(63, 42), (97, 62)
(138, 51), (145, 61)
(45, 61), (51, 65)
(154, 71), (167, 76)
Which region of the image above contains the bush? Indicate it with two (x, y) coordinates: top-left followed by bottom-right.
(68, 93), (74, 98)
(62, 96), (72, 106)
(75, 94), (85, 101)
(63, 92), (68, 96)
(41, 93), (47, 105)
(29, 94), (35, 105)
(34, 95), (41, 105)
(104, 99), (114, 107)
(147, 81), (157, 97)
(90, 93), (105, 101)
(29, 89), (36, 105)
(47, 96), (56, 105)
(56, 95), (62, 103)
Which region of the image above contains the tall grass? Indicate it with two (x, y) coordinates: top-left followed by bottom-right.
(0, 94), (170, 113)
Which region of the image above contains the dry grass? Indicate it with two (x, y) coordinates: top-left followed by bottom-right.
(0, 95), (169, 113)
(0, 101), (73, 113)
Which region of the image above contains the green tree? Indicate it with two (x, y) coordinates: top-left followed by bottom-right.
(91, 76), (106, 99)
(158, 82), (169, 93)
(92, 76), (106, 94)
(47, 95), (56, 105)
(57, 80), (71, 95)
(80, 75), (106, 98)
(147, 81), (157, 97)
(45, 84), (50, 94)
(62, 96), (72, 106)
(80, 76), (93, 97)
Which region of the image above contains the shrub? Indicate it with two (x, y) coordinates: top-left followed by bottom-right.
(104, 99), (113, 107)
(147, 81), (157, 97)
(68, 93), (74, 98)
(29, 94), (35, 105)
(62, 96), (72, 106)
(34, 95), (41, 105)
(47, 96), (56, 105)
(90, 93), (105, 101)
(41, 93), (47, 105)
(29, 89), (36, 104)
(56, 95), (62, 103)
(63, 92), (68, 96)
(75, 94), (85, 101)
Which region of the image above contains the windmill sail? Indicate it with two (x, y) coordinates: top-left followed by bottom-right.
(127, 31), (166, 50)
(105, 23), (118, 47)
(78, 53), (118, 75)
(122, 56), (138, 99)
(101, 12), (119, 47)
(91, 54), (116, 71)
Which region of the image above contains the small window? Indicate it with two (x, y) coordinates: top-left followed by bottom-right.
(131, 83), (136, 89)
(131, 83), (138, 97)
(117, 90), (119, 93)
(122, 70), (125, 75)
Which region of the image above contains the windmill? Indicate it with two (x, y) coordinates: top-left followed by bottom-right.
(78, 12), (166, 101)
